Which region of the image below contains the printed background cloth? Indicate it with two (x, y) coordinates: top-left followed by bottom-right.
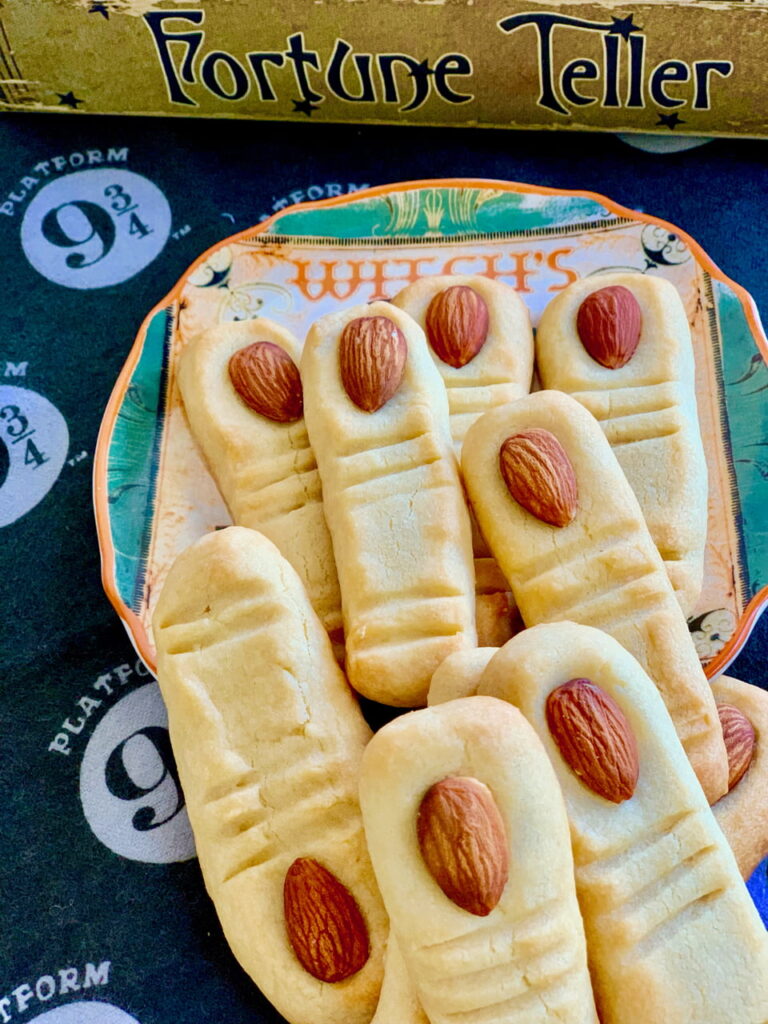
(1, 111), (767, 1024)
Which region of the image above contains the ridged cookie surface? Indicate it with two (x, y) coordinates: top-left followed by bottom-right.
(152, 526), (386, 1024)
(479, 623), (768, 1024)
(359, 697), (599, 1024)
(370, 937), (429, 1024)
(301, 301), (476, 706)
(536, 274), (707, 616)
(177, 318), (341, 634)
(461, 389), (727, 803)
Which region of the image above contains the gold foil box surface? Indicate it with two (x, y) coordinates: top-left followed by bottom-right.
(3, 1), (767, 136)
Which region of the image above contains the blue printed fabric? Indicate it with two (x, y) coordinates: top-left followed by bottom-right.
(1, 111), (767, 1024)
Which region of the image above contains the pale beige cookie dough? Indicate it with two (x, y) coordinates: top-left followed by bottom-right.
(478, 622), (768, 1024)
(427, 647), (497, 706)
(301, 301), (476, 707)
(474, 555), (520, 648)
(177, 318), (342, 635)
(359, 697), (599, 1024)
(461, 389), (727, 804)
(712, 674), (768, 880)
(391, 274), (534, 451)
(152, 526), (387, 1024)
(393, 274), (533, 646)
(370, 936), (429, 1024)
(536, 273), (707, 616)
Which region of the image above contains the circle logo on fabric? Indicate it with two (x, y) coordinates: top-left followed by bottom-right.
(21, 169), (171, 289)
(80, 683), (196, 863)
(0, 385), (69, 527)
(29, 1004), (141, 1024)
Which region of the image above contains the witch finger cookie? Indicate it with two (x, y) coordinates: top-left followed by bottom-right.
(711, 674), (768, 880)
(461, 389), (728, 803)
(536, 274), (707, 616)
(479, 622), (768, 1024)
(301, 302), (476, 707)
(177, 318), (342, 636)
(359, 697), (599, 1024)
(152, 526), (387, 1024)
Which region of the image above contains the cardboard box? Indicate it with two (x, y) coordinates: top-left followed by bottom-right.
(3, 0), (767, 137)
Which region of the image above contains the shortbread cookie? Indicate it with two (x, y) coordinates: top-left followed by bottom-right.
(152, 526), (386, 1024)
(427, 647), (497, 706)
(359, 697), (599, 1024)
(177, 318), (342, 635)
(301, 302), (476, 706)
(461, 389), (727, 803)
(370, 937), (429, 1024)
(536, 274), (707, 616)
(712, 674), (768, 880)
(393, 274), (534, 645)
(478, 622), (768, 1024)
(391, 275), (534, 451)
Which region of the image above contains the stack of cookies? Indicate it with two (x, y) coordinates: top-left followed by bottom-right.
(153, 272), (768, 1024)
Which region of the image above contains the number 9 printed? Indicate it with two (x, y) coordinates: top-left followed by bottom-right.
(80, 683), (196, 864)
(21, 169), (172, 290)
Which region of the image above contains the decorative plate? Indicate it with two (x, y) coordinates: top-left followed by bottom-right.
(94, 178), (768, 677)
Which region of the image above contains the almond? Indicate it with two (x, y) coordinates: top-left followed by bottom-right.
(283, 857), (369, 983)
(546, 678), (639, 802)
(339, 316), (407, 412)
(425, 285), (490, 368)
(499, 429), (578, 527)
(576, 285), (642, 369)
(416, 776), (508, 916)
(228, 341), (303, 423)
(718, 703), (756, 792)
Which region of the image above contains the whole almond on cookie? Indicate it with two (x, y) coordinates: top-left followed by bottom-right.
(718, 703), (756, 792)
(425, 285), (490, 368)
(546, 678), (639, 802)
(416, 775), (509, 916)
(576, 285), (642, 369)
(283, 857), (370, 983)
(228, 341), (303, 422)
(339, 315), (407, 412)
(499, 428), (578, 527)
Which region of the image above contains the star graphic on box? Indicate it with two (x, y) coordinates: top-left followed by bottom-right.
(657, 111), (686, 130)
(292, 97), (320, 117)
(608, 15), (642, 39)
(408, 59), (434, 79)
(57, 91), (85, 109)
(89, 2), (109, 16)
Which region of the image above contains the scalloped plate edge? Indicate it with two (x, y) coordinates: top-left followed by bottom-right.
(92, 176), (768, 677)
